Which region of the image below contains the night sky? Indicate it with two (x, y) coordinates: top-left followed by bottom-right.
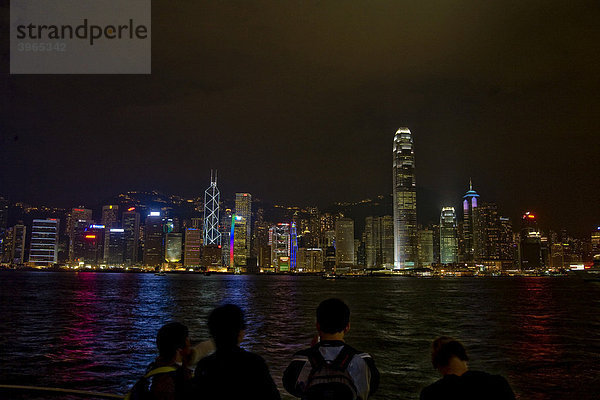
(1, 1), (599, 234)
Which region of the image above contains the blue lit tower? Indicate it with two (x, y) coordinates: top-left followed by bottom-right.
(462, 179), (481, 262)
(203, 170), (221, 245)
(393, 128), (418, 269)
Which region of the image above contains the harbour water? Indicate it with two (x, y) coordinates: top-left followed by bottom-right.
(0, 271), (599, 399)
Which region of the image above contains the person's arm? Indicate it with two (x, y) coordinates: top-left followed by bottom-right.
(282, 356), (308, 398)
(495, 375), (516, 400)
(363, 354), (380, 397)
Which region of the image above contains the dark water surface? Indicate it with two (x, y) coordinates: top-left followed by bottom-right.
(1, 272), (599, 399)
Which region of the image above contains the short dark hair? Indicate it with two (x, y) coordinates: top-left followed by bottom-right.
(208, 304), (246, 349)
(156, 322), (189, 359)
(316, 298), (350, 334)
(431, 337), (469, 369)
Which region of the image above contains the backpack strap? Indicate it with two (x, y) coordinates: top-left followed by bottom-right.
(331, 345), (357, 370)
(143, 366), (178, 379)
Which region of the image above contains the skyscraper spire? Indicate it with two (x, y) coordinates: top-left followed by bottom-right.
(203, 170), (221, 245)
(469, 177), (473, 191)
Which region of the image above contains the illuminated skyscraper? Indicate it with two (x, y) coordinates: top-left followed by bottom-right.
(165, 232), (183, 264)
(184, 228), (201, 267)
(66, 207), (93, 261)
(417, 228), (434, 267)
(235, 193), (252, 258)
(393, 127), (418, 268)
(520, 212), (542, 269)
(335, 218), (355, 268)
(122, 209), (140, 265)
(592, 227), (600, 256)
(107, 228), (126, 265)
(203, 170), (221, 245)
(29, 219), (60, 266)
(462, 180), (480, 263)
(2, 224), (26, 265)
(270, 223), (290, 272)
(232, 215), (247, 271)
(440, 207), (458, 264)
(101, 205), (119, 227)
(144, 211), (164, 267)
(365, 216), (394, 268)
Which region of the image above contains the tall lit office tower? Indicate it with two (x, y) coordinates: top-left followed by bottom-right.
(520, 212), (542, 269)
(335, 218), (355, 267)
(107, 228), (126, 265)
(102, 205), (119, 227)
(365, 216), (394, 268)
(165, 233), (183, 264)
(499, 217), (514, 261)
(462, 180), (481, 263)
(592, 227), (600, 256)
(122, 209), (140, 265)
(417, 229), (434, 267)
(0, 196), (8, 232)
(393, 127), (418, 269)
(144, 211), (164, 267)
(203, 170), (221, 246)
(380, 216), (394, 268)
(66, 207), (93, 261)
(365, 217), (381, 267)
(440, 207), (458, 264)
(478, 202), (501, 260)
(184, 228), (201, 267)
(29, 219), (60, 266)
(235, 193), (252, 258)
(270, 223), (290, 272)
(232, 215), (247, 270)
(3, 224), (26, 264)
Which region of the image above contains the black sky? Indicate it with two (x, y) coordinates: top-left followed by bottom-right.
(1, 1), (599, 235)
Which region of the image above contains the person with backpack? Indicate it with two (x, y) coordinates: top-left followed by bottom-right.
(191, 304), (281, 400)
(282, 298), (380, 400)
(126, 322), (213, 400)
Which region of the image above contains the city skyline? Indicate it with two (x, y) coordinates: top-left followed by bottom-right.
(2, 2), (599, 237)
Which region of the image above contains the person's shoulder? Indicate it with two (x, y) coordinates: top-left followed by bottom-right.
(420, 378), (449, 400)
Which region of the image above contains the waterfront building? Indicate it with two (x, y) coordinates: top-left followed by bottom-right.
(365, 217), (381, 267)
(519, 212), (542, 269)
(2, 224), (26, 265)
(440, 207), (458, 265)
(499, 217), (515, 262)
(592, 227), (600, 256)
(478, 202), (501, 260)
(184, 228), (201, 267)
(462, 180), (481, 263)
(74, 224), (105, 266)
(165, 232), (183, 264)
(122, 209), (140, 266)
(392, 127), (418, 269)
(203, 171), (221, 246)
(232, 215), (247, 271)
(431, 223), (441, 265)
(0, 196), (8, 232)
(107, 228), (126, 265)
(298, 248), (324, 272)
(143, 212), (164, 267)
(235, 193), (252, 258)
(28, 219), (60, 267)
(270, 223), (290, 272)
(202, 244), (222, 269)
(335, 217), (354, 267)
(417, 228), (434, 267)
(66, 207), (93, 261)
(101, 205), (119, 227)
